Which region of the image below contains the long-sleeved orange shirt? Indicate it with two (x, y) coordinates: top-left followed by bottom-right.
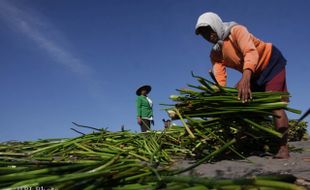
(210, 25), (272, 86)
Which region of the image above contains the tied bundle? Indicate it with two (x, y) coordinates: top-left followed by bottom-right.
(163, 72), (303, 158)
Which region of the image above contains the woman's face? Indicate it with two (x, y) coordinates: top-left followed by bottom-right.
(141, 89), (147, 96)
(197, 26), (218, 44)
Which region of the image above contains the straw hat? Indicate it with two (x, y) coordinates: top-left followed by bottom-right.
(136, 85), (151, 96)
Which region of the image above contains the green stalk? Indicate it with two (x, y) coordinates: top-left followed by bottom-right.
(113, 183), (154, 190)
(286, 107), (302, 114)
(182, 185), (209, 190)
(87, 154), (120, 173)
(9, 167), (114, 188)
(243, 118), (282, 138)
(0, 163), (98, 182)
(124, 171), (152, 181)
(99, 143), (149, 161)
(74, 142), (94, 152)
(174, 108), (195, 139)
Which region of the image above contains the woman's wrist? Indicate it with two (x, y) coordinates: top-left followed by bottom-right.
(242, 69), (252, 80)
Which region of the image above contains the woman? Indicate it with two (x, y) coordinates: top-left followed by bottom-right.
(195, 12), (289, 158)
(136, 85), (154, 132)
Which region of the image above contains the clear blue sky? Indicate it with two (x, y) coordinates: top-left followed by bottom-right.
(0, 0), (309, 142)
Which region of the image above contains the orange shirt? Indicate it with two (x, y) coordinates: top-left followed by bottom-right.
(210, 25), (272, 86)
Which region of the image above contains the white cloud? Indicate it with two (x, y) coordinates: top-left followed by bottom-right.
(0, 0), (93, 77)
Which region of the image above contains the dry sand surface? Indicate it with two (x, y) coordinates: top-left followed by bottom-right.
(174, 140), (310, 189)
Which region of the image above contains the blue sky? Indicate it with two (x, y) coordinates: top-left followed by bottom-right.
(0, 0), (309, 141)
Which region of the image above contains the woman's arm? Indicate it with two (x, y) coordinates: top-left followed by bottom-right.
(136, 97), (142, 124)
(210, 51), (227, 86)
(212, 62), (227, 86)
(231, 25), (258, 102)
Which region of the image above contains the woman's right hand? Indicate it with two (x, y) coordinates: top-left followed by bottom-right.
(236, 69), (252, 103)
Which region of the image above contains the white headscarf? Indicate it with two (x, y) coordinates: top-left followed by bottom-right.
(195, 12), (237, 51)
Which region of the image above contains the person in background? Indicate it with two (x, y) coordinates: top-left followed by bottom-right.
(136, 85), (154, 132)
(163, 119), (177, 129)
(163, 119), (171, 129)
(195, 12), (290, 159)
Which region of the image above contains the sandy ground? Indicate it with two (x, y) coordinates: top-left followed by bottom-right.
(174, 140), (310, 189)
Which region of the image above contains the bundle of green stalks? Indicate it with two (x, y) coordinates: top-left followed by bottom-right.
(162, 72), (304, 158)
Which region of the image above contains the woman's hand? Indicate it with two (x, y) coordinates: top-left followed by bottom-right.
(236, 69), (252, 103)
(137, 117), (142, 125)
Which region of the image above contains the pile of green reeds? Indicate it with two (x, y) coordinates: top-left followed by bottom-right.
(162, 72), (303, 157)
(0, 125), (184, 189)
(0, 125), (306, 190)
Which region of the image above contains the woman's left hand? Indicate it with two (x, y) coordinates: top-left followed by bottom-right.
(237, 69), (252, 103)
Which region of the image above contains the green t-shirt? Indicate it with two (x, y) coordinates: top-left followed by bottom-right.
(136, 95), (153, 119)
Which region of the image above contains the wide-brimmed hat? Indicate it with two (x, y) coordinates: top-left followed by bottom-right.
(136, 85), (151, 96)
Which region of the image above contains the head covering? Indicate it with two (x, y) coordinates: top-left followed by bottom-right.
(136, 85), (151, 96)
(195, 12), (237, 51)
